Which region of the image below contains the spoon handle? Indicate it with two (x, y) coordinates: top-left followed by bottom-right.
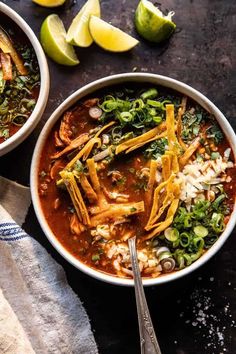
(128, 237), (162, 354)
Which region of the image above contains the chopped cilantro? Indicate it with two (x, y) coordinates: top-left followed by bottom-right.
(130, 207), (137, 212)
(74, 160), (84, 173)
(144, 138), (168, 159)
(128, 168), (135, 174)
(92, 254), (100, 262)
(0, 128), (9, 139)
(206, 124), (224, 144)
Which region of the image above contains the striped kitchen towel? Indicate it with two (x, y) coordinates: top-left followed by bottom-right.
(0, 176), (98, 354)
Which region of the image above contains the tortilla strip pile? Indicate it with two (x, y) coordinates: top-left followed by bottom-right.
(59, 155), (146, 233)
(144, 104), (182, 240)
(90, 201), (145, 227)
(179, 137), (201, 168)
(177, 96), (187, 150)
(60, 170), (91, 226)
(145, 159), (159, 211)
(115, 123), (167, 155)
(56, 98), (203, 240)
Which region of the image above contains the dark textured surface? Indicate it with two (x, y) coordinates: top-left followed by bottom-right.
(1, 0), (236, 353)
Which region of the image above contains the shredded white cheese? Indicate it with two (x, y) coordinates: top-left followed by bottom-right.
(176, 151), (234, 207)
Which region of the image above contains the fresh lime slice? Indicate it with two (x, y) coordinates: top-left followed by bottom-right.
(40, 14), (79, 66)
(32, 0), (66, 7)
(89, 16), (139, 52)
(135, 0), (176, 43)
(66, 0), (100, 47)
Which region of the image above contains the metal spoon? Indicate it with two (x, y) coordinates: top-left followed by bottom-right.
(128, 236), (162, 354)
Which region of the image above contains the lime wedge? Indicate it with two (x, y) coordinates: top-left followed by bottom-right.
(89, 16), (139, 52)
(135, 0), (176, 43)
(40, 14), (79, 66)
(32, 0), (66, 7)
(66, 0), (101, 47)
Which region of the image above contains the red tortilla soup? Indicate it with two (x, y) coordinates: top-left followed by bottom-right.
(38, 85), (236, 278)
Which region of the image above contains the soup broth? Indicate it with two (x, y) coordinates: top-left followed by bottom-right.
(38, 84), (236, 278)
(0, 13), (40, 143)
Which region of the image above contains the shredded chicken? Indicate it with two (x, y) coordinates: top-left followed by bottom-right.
(70, 214), (86, 235)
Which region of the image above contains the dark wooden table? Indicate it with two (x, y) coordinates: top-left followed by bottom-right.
(2, 0), (236, 353)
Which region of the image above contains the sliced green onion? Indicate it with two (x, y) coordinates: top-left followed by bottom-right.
(179, 232), (191, 247)
(131, 99), (144, 111)
(193, 225), (208, 238)
(119, 111), (133, 122)
(100, 100), (118, 112)
(160, 100), (172, 110)
(190, 250), (202, 262)
(12, 114), (28, 126)
(147, 99), (161, 108)
(210, 212), (225, 233)
(153, 116), (162, 124)
(164, 227), (179, 242)
(148, 108), (157, 116)
(183, 253), (192, 266)
(161, 257), (175, 273)
(212, 195), (225, 209)
(193, 237), (205, 250)
(141, 88), (158, 100)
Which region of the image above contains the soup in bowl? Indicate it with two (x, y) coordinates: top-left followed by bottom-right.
(31, 73), (236, 286)
(0, 3), (49, 156)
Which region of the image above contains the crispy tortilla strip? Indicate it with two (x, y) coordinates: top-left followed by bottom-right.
(177, 97), (187, 150)
(143, 198), (179, 240)
(145, 174), (175, 229)
(51, 133), (90, 160)
(60, 170), (90, 225)
(80, 174), (98, 203)
(87, 158), (108, 210)
(165, 151), (179, 173)
(125, 131), (167, 154)
(90, 201), (145, 227)
(146, 182), (180, 230)
(0, 27), (27, 75)
(179, 137), (201, 168)
(145, 160), (159, 209)
(115, 126), (162, 155)
(86, 158), (100, 192)
(94, 121), (115, 138)
(161, 154), (172, 180)
(172, 154), (179, 173)
(66, 137), (101, 169)
(82, 137), (101, 161)
(166, 104), (179, 154)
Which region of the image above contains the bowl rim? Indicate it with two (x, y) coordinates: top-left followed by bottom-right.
(0, 2), (50, 156)
(31, 72), (236, 287)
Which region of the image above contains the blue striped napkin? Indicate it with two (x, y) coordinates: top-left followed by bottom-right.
(0, 177), (98, 354)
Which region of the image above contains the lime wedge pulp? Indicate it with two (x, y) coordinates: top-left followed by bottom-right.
(89, 16), (139, 52)
(135, 0), (176, 43)
(66, 0), (101, 47)
(32, 0), (66, 7)
(40, 14), (79, 66)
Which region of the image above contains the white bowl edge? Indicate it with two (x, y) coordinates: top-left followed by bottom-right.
(30, 73), (236, 287)
(0, 3), (50, 156)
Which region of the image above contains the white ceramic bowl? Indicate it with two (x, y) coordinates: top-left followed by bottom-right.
(0, 3), (49, 156)
(31, 73), (236, 286)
